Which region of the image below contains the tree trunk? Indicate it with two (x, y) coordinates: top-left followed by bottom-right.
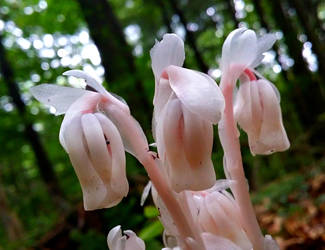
(0, 34), (65, 208)
(167, 0), (209, 73)
(77, 0), (151, 127)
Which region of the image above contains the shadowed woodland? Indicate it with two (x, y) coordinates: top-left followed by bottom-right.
(0, 0), (325, 249)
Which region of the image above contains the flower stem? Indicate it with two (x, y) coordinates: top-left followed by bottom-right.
(218, 70), (264, 250)
(140, 155), (199, 250)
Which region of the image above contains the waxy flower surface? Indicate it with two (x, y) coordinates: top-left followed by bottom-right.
(221, 28), (290, 155)
(150, 34), (225, 192)
(30, 70), (135, 210)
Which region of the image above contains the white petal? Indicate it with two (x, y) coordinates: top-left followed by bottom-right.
(124, 230), (146, 250)
(95, 113), (129, 202)
(165, 65), (225, 124)
(140, 181), (152, 206)
(102, 103), (148, 160)
(202, 233), (241, 250)
(251, 33), (277, 68)
(30, 84), (88, 115)
(150, 33), (185, 83)
(59, 92), (101, 151)
(63, 70), (107, 94)
(81, 114), (112, 184)
(250, 80), (290, 154)
(221, 28), (257, 72)
(63, 115), (108, 210)
(107, 225), (126, 250)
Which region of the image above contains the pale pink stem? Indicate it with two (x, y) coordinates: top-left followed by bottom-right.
(104, 106), (199, 249)
(140, 155), (202, 250)
(218, 68), (264, 250)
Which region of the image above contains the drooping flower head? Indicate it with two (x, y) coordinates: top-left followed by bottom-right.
(31, 70), (148, 210)
(150, 34), (225, 192)
(221, 28), (290, 155)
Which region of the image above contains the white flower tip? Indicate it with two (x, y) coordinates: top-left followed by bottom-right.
(150, 33), (185, 82)
(63, 70), (105, 94)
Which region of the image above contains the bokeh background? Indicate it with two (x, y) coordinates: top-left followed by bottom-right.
(0, 0), (325, 249)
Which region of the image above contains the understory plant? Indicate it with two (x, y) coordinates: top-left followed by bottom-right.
(31, 28), (289, 250)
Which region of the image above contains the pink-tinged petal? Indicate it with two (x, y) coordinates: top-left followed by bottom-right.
(251, 33), (277, 68)
(124, 230), (146, 250)
(102, 103), (149, 160)
(183, 107), (213, 167)
(81, 114), (112, 184)
(234, 80), (263, 137)
(95, 113), (129, 202)
(63, 115), (108, 210)
(150, 33), (185, 83)
(152, 78), (173, 140)
(201, 233), (241, 250)
(30, 84), (88, 115)
(201, 192), (252, 249)
(165, 65), (225, 124)
(160, 97), (216, 192)
(59, 92), (101, 151)
(251, 80), (290, 154)
(221, 28), (257, 72)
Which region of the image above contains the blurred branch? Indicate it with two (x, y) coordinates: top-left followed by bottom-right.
(0, 34), (66, 208)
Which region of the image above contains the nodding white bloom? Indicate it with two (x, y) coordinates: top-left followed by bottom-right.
(234, 77), (290, 155)
(30, 70), (148, 210)
(185, 182), (252, 250)
(107, 225), (145, 250)
(221, 28), (289, 155)
(150, 33), (225, 192)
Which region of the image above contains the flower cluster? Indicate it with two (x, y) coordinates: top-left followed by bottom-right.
(31, 28), (289, 250)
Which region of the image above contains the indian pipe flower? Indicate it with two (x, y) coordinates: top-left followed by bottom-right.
(221, 28), (290, 155)
(30, 70), (134, 210)
(150, 33), (225, 192)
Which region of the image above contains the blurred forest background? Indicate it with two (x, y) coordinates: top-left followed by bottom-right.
(0, 0), (325, 249)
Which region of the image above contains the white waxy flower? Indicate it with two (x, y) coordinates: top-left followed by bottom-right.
(182, 181), (252, 250)
(221, 28), (277, 76)
(30, 70), (138, 210)
(221, 28), (289, 155)
(150, 33), (225, 192)
(107, 225), (145, 250)
(234, 78), (290, 155)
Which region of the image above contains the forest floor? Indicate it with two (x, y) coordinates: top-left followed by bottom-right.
(254, 167), (325, 250)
